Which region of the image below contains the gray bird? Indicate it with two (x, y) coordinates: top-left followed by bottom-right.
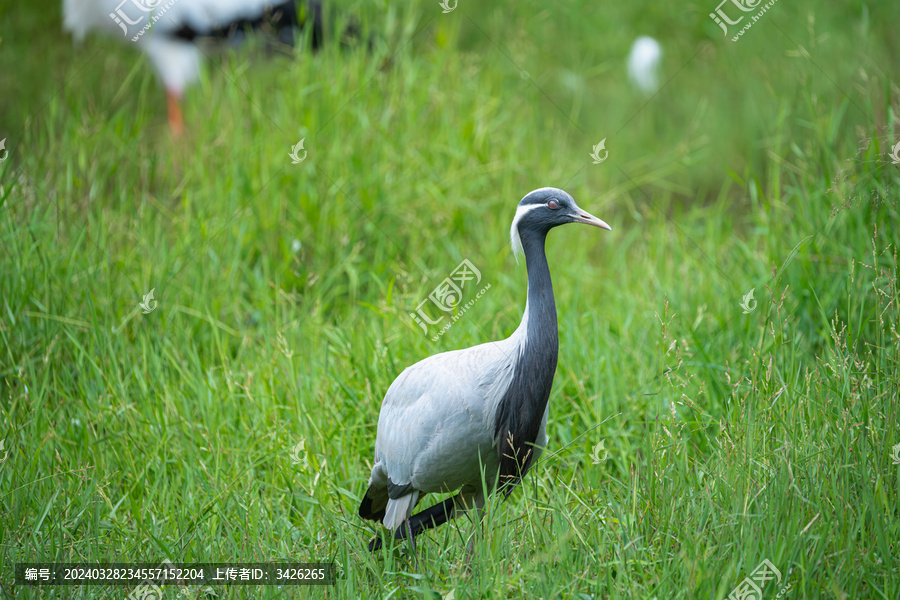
(359, 187), (611, 551)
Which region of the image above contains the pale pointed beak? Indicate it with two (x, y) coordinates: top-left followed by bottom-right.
(572, 209), (611, 231)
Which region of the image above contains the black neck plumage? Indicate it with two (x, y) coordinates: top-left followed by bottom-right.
(493, 226), (559, 494)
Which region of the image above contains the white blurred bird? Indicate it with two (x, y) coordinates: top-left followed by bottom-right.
(63, 0), (323, 134)
(626, 36), (662, 96)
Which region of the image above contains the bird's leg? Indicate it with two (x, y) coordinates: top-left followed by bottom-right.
(392, 496), (456, 545)
(404, 517), (418, 568)
(367, 499), (449, 553)
(367, 533), (383, 552)
(371, 494), (477, 553)
(166, 88), (184, 137)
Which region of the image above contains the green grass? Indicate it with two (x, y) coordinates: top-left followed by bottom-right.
(1, 0), (899, 597)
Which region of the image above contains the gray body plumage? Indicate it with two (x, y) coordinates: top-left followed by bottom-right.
(368, 300), (549, 529)
(359, 187), (610, 543)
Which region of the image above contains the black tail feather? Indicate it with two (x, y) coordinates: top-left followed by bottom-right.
(171, 0), (324, 48)
(358, 487), (386, 523)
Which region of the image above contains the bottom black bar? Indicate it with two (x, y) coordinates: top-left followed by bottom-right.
(15, 563), (336, 586)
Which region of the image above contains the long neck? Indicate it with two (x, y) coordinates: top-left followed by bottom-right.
(494, 227), (559, 491)
(516, 229), (558, 354)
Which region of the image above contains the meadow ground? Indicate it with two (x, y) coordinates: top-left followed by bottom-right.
(1, 0), (899, 598)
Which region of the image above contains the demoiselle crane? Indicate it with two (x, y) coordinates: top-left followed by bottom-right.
(62, 0), (324, 134)
(359, 187), (611, 551)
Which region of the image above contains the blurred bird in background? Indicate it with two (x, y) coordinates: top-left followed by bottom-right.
(626, 36), (662, 96)
(63, 0), (327, 134)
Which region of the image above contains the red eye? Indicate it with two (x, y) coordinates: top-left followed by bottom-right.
(548, 199), (559, 209)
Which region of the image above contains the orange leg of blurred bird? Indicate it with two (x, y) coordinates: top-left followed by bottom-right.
(166, 89), (184, 137)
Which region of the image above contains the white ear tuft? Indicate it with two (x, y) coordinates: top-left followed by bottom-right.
(509, 203), (541, 264)
(510, 219), (523, 264)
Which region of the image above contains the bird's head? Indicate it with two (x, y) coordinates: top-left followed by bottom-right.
(510, 187), (611, 262)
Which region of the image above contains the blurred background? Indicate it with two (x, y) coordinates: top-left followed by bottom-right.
(1, 0), (898, 598)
